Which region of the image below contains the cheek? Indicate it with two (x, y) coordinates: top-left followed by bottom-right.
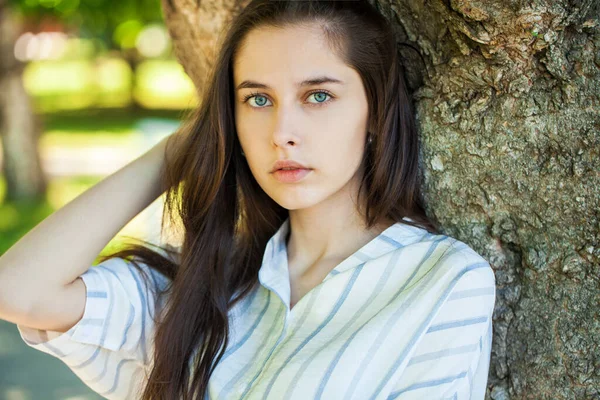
(235, 127), (254, 157)
(317, 131), (366, 171)
(236, 118), (267, 153)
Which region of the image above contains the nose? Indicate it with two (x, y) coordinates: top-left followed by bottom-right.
(271, 103), (301, 150)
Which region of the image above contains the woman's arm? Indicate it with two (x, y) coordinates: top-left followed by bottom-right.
(0, 134), (172, 330)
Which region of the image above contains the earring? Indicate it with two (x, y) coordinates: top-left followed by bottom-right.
(241, 150), (246, 157)
(367, 132), (373, 144)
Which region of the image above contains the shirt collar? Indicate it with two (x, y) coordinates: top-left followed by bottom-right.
(258, 216), (433, 307)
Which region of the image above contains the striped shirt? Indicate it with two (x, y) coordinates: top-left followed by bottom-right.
(17, 217), (496, 399)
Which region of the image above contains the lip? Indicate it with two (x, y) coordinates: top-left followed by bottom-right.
(271, 159), (310, 173)
(272, 168), (312, 183)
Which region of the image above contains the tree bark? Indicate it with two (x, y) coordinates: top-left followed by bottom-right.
(0, 1), (46, 202)
(160, 0), (600, 398)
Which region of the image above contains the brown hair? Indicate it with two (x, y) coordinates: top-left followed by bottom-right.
(97, 0), (440, 398)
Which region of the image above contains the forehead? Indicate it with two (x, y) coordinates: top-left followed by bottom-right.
(233, 24), (350, 86)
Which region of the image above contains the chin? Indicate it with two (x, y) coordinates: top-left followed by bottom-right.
(268, 188), (323, 211)
(273, 196), (318, 211)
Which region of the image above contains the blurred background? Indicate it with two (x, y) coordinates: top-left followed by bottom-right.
(0, 0), (196, 398)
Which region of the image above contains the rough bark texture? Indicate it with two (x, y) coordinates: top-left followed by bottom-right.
(160, 0), (600, 398)
(160, 0), (251, 94)
(0, 1), (46, 202)
(384, 1), (600, 399)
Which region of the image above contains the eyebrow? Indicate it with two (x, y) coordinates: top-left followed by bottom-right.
(235, 75), (344, 91)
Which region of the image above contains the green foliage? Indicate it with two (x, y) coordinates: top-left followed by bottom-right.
(133, 60), (198, 109)
(8, 0), (164, 49)
(113, 19), (144, 49)
(23, 58), (196, 112)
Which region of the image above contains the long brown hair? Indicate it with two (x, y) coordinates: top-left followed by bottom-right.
(97, 0), (440, 398)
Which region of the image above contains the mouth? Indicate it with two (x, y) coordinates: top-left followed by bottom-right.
(272, 168), (312, 183)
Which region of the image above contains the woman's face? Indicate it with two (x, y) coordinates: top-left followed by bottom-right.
(233, 23), (370, 211)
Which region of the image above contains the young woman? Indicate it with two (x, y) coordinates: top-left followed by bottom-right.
(0, 0), (496, 399)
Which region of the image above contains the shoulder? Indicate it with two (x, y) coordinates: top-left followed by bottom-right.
(437, 235), (496, 291)
(390, 228), (497, 315)
(402, 231), (497, 346)
(384, 224), (497, 396)
(389, 233), (496, 398)
(383, 224), (496, 309)
(406, 228), (495, 290)
(419, 233), (497, 334)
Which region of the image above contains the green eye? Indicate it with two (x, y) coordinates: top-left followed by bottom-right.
(242, 90), (334, 108)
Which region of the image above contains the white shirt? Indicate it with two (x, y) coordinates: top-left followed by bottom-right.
(18, 217), (496, 399)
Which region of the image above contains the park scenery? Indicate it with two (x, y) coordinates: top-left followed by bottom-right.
(0, 0), (191, 398)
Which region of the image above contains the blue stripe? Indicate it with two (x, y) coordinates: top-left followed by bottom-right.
(238, 284), (260, 316)
(221, 287), (272, 361)
(353, 250), (371, 262)
(95, 265), (117, 348)
(279, 230), (287, 253)
(236, 287), (312, 399)
(71, 263), (147, 369)
(378, 233), (403, 248)
(316, 241), (427, 399)
(23, 219), (498, 400)
(270, 283), (327, 400)
(127, 263), (148, 365)
(285, 244), (405, 400)
(69, 269), (106, 369)
(387, 371), (468, 398)
(407, 343), (478, 366)
(217, 290), (284, 399)
(344, 236), (458, 398)
(447, 286), (494, 301)
(71, 346), (101, 369)
(259, 264), (365, 399)
(369, 262), (490, 400)
(88, 291), (107, 298)
(426, 316), (489, 333)
(270, 282), (326, 393)
(146, 266), (160, 319)
(41, 341), (67, 358)
(87, 346), (112, 384)
(124, 365), (143, 399)
(100, 358), (136, 396)
(118, 302), (136, 350)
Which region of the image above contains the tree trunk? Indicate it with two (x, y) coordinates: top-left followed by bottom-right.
(0, 1), (46, 202)
(160, 0), (249, 95)
(160, 0), (600, 398)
